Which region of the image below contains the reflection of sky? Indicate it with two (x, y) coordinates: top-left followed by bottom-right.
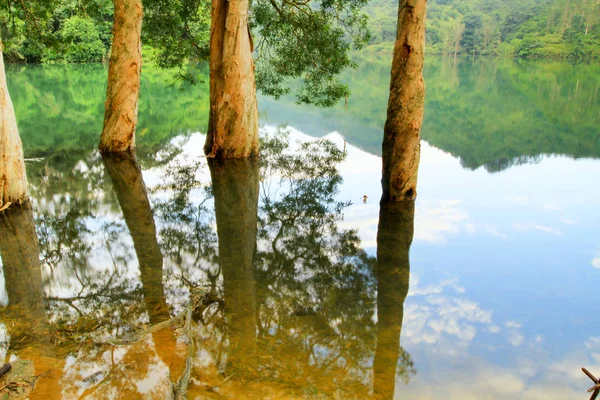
(248, 125), (600, 398)
(2, 122), (599, 398)
(315, 127), (600, 398)
(96, 127), (600, 398)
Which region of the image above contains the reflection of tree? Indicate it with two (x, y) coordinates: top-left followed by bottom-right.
(261, 55), (600, 171)
(209, 158), (259, 376)
(103, 152), (168, 321)
(0, 202), (64, 395)
(102, 151), (185, 381)
(151, 131), (415, 397)
(0, 202), (48, 346)
(251, 132), (379, 398)
(6, 130), (416, 397)
(374, 200), (416, 399)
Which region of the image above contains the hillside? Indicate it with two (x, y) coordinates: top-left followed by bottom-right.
(366, 0), (600, 59)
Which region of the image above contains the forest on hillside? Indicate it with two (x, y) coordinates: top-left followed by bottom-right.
(1, 0), (599, 64)
(368, 0), (600, 58)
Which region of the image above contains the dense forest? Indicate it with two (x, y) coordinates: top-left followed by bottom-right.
(1, 0), (599, 64)
(369, 0), (600, 58)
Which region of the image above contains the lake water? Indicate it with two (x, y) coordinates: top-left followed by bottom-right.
(1, 55), (600, 399)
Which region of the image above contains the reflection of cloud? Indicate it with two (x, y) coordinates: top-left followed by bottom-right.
(506, 196), (530, 206)
(513, 223), (563, 236)
(408, 276), (465, 296)
(509, 332), (525, 347)
(404, 277), (493, 346)
(488, 325), (501, 333)
(543, 201), (562, 211)
(398, 335), (594, 400)
(483, 225), (509, 239)
(559, 217), (578, 225)
(585, 337), (600, 362)
(592, 257), (600, 269)
(414, 200), (470, 243)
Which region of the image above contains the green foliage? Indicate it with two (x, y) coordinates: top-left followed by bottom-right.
(259, 54), (600, 171)
(0, 0), (112, 63)
(142, 0), (211, 82)
(46, 16), (106, 62)
(367, 0), (600, 60)
(6, 63), (210, 167)
(252, 0), (370, 107)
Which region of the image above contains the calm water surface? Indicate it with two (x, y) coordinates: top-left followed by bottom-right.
(1, 56), (599, 399)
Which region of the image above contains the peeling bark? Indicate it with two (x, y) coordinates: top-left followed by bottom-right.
(381, 0), (427, 202)
(99, 0), (143, 153)
(204, 0), (259, 159)
(373, 200), (414, 399)
(0, 41), (28, 209)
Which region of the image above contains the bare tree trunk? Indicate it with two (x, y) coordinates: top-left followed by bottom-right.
(0, 41), (28, 209)
(373, 200), (414, 399)
(204, 0), (259, 159)
(99, 0), (143, 153)
(209, 158), (259, 375)
(381, 0), (427, 203)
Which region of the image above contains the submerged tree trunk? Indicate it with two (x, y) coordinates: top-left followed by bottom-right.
(0, 41), (28, 209)
(209, 158), (259, 375)
(204, 0), (259, 159)
(373, 200), (415, 399)
(381, 0), (427, 203)
(99, 0), (143, 153)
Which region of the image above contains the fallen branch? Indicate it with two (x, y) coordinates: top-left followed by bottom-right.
(174, 296), (197, 400)
(174, 289), (206, 400)
(0, 363), (11, 379)
(96, 315), (183, 346)
(583, 367), (600, 400)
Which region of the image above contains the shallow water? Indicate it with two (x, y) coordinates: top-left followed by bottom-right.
(1, 56), (599, 399)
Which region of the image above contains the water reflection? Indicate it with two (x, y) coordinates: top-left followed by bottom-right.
(0, 133), (417, 398)
(209, 157), (259, 379)
(374, 200), (415, 399)
(0, 202), (65, 397)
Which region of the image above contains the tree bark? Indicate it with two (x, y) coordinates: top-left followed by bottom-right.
(0, 41), (28, 209)
(99, 0), (143, 153)
(373, 200), (415, 399)
(381, 0), (427, 203)
(204, 0), (259, 159)
(209, 158), (259, 375)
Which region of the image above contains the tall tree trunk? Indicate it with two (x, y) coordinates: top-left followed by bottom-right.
(102, 152), (185, 379)
(209, 158), (259, 375)
(99, 0), (143, 153)
(204, 0), (259, 159)
(381, 0), (427, 203)
(0, 40), (28, 209)
(373, 200), (414, 399)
